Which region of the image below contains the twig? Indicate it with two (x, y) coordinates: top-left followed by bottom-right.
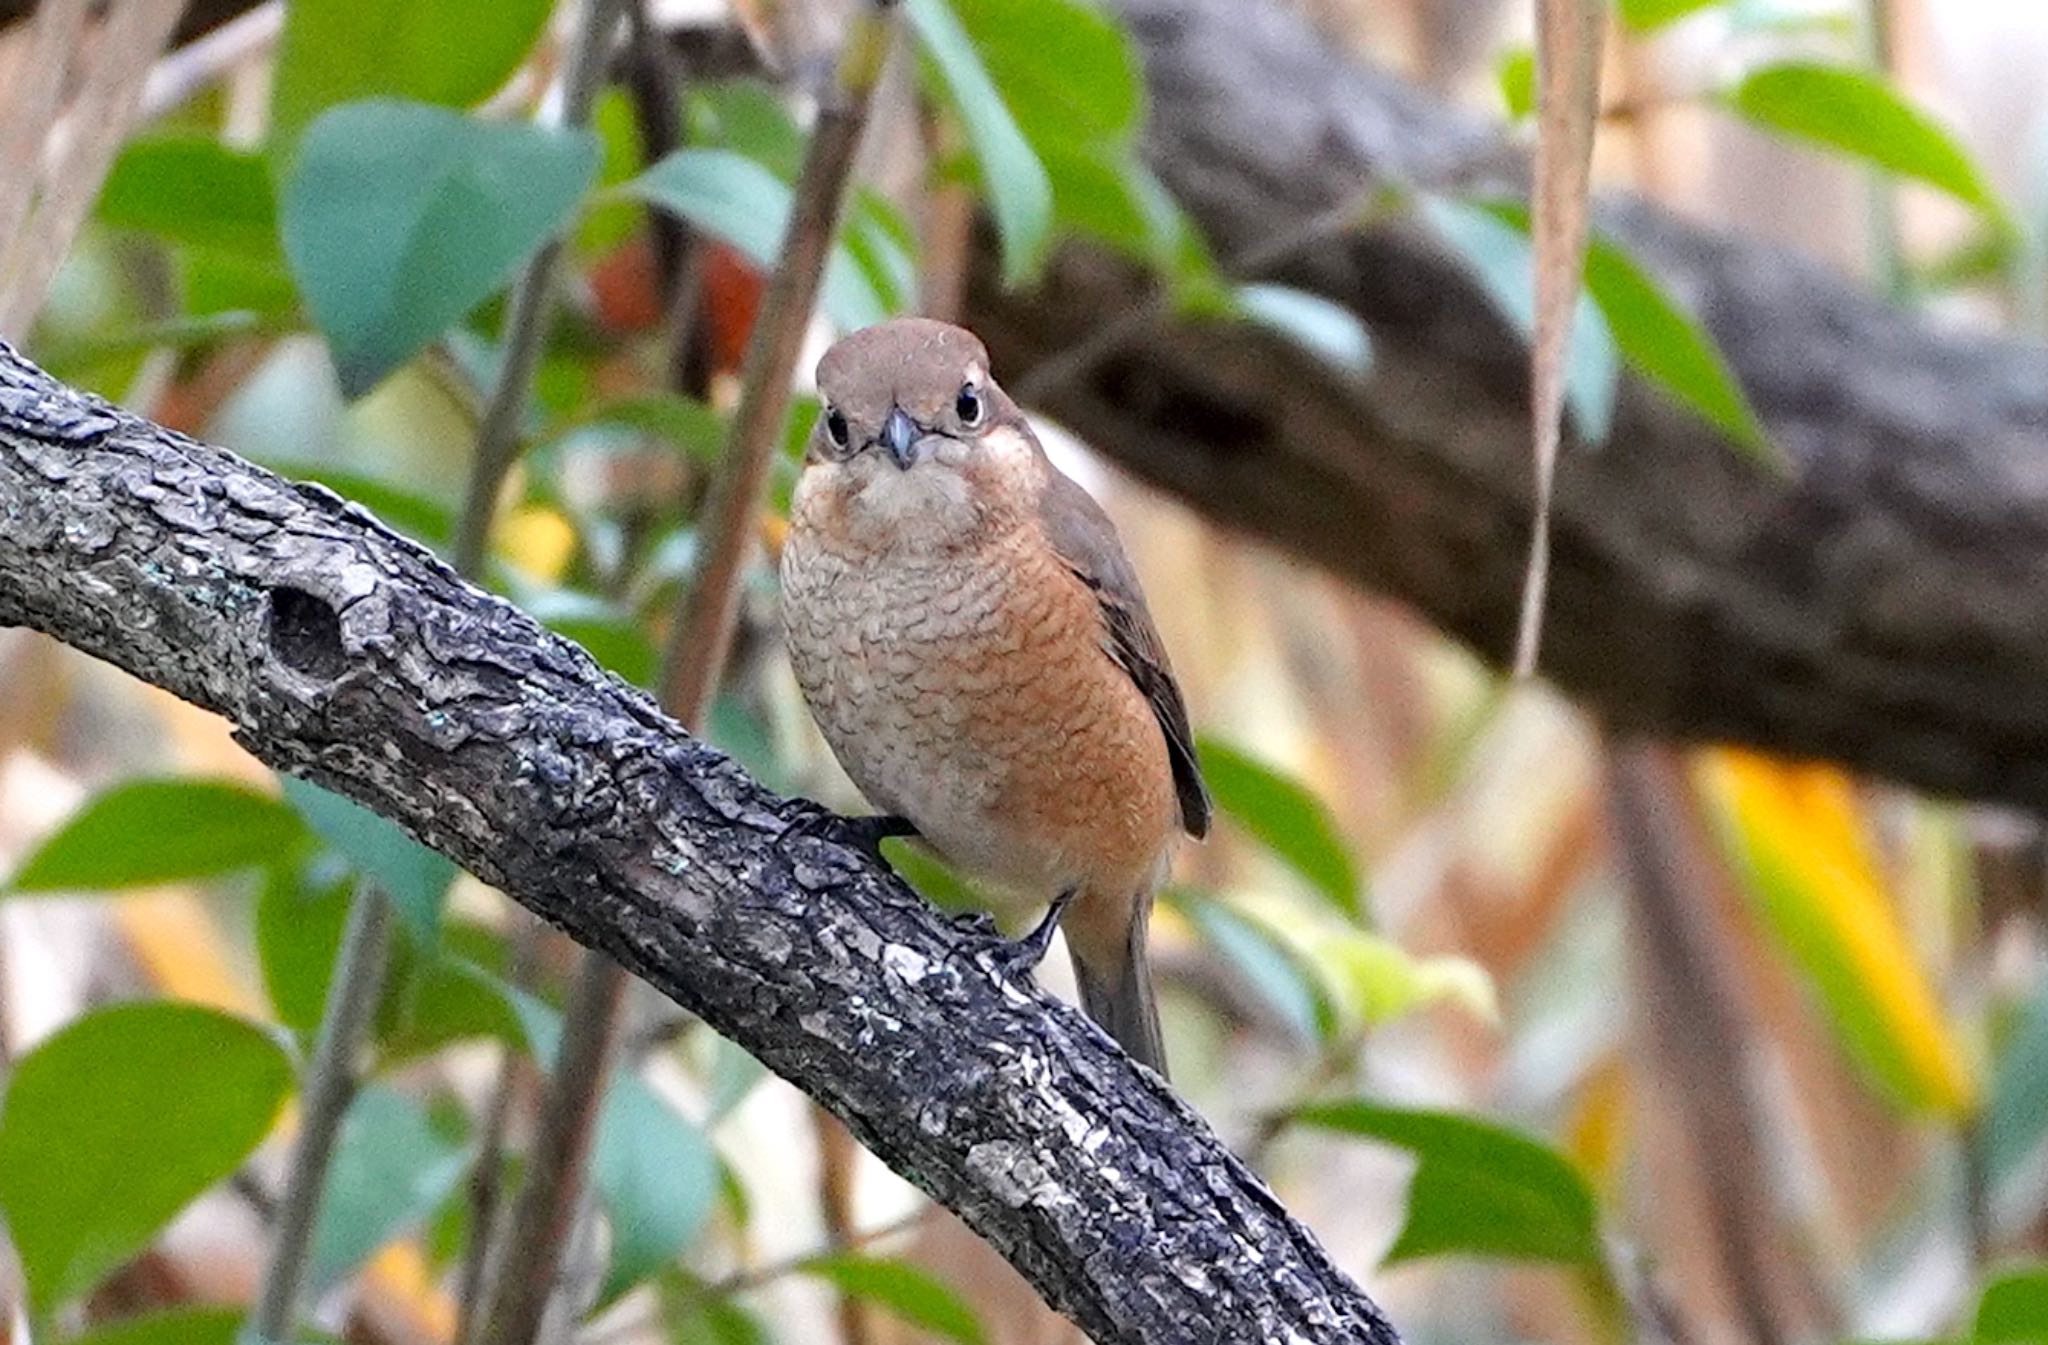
(249, 882), (398, 1344)
(469, 11), (901, 1342)
(0, 0), (185, 338)
(138, 2), (284, 124)
(0, 0), (88, 278)
(451, 0), (626, 577)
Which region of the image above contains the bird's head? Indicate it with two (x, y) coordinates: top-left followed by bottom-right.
(799, 317), (1045, 554)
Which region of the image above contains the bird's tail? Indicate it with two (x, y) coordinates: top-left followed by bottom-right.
(1068, 891), (1168, 1079)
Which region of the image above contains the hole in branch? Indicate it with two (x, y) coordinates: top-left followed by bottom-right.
(266, 586), (346, 680)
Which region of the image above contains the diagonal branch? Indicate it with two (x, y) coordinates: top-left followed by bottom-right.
(0, 341), (1400, 1345)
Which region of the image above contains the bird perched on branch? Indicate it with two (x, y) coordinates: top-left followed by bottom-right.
(778, 317), (1210, 1077)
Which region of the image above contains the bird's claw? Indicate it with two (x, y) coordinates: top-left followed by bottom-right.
(979, 890), (1075, 983)
(776, 800), (917, 863)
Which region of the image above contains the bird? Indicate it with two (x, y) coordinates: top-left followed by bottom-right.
(777, 316), (1210, 1077)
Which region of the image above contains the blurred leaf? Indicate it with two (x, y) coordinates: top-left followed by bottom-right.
(0, 1003), (292, 1314)
(577, 89), (650, 257)
(282, 777), (456, 943)
(1988, 983), (2048, 1185)
(97, 137), (278, 258)
(1727, 64), (2009, 225)
(377, 956), (526, 1061)
(1617, 0), (1723, 30)
(625, 149), (888, 329)
(10, 778), (307, 893)
(664, 1274), (773, 1344)
(1582, 237), (1773, 462)
(1291, 1101), (1602, 1266)
(1483, 198), (1773, 460)
(1695, 748), (1979, 1117)
(180, 249), (300, 319)
(541, 393), (727, 467)
(876, 841), (982, 914)
(1497, 47), (1536, 120)
(906, 0), (1055, 286)
(69, 1307), (244, 1345)
(947, 0), (1141, 149)
(282, 100), (600, 397)
(1305, 927), (1498, 1030)
(1420, 196), (1618, 445)
(29, 311), (276, 371)
(257, 863), (355, 1033)
(1197, 740), (1364, 920)
(802, 1256), (986, 1344)
(270, 0), (554, 160)
(306, 1085), (469, 1291)
(1235, 284), (1373, 375)
(1173, 893), (1330, 1042)
(1980, 1265), (2048, 1344)
(847, 190), (921, 318)
(691, 82), (806, 178)
(499, 983), (719, 1297)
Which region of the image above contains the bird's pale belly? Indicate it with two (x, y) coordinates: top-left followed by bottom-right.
(781, 536), (1177, 905)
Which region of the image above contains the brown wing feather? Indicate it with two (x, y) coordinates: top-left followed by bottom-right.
(1037, 455), (1211, 839)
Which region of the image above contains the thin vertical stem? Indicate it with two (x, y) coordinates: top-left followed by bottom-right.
(254, 7), (624, 1344)
(452, 0), (626, 576)
(248, 883), (396, 1344)
(469, 12), (899, 1345)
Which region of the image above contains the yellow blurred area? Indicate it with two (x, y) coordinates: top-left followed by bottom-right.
(1695, 747), (1978, 1118)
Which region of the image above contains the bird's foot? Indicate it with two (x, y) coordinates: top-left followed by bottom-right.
(981, 890), (1076, 982)
(776, 799), (917, 863)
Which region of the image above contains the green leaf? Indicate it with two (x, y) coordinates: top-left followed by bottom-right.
(1419, 196), (1618, 445)
(270, 0), (554, 161)
(690, 82), (807, 180)
(0, 1003), (292, 1313)
(906, 0), (1055, 286)
(1497, 47), (1535, 121)
(1727, 63), (2008, 224)
(947, 0), (1141, 150)
(625, 149), (888, 330)
(1234, 284), (1373, 375)
(68, 1307), (245, 1345)
(306, 1086), (469, 1291)
(670, 1294), (771, 1345)
(498, 982), (719, 1297)
(1582, 237), (1773, 461)
(282, 100), (600, 397)
(1173, 893), (1330, 1043)
(592, 1067), (721, 1300)
(1196, 740), (1364, 920)
(1291, 1101), (1602, 1266)
(1986, 985), (2048, 1186)
(1617, 0), (1724, 30)
(802, 1256), (986, 1344)
(10, 778), (308, 892)
(97, 137), (278, 258)
(256, 863), (355, 1033)
(1476, 201), (1772, 462)
(1979, 1264), (2048, 1344)
(281, 777), (456, 943)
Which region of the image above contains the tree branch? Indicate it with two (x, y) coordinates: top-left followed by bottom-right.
(966, 0), (2048, 812)
(0, 342), (1399, 1345)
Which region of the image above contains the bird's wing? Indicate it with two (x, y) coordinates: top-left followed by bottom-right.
(1039, 459), (1212, 839)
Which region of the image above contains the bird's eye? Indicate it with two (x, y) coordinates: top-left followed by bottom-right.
(955, 382), (984, 428)
(824, 407), (850, 449)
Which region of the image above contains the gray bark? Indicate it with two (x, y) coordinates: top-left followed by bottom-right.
(0, 341), (1399, 1345)
(966, 0), (2048, 811)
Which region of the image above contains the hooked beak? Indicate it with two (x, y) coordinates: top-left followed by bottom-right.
(879, 406), (921, 470)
